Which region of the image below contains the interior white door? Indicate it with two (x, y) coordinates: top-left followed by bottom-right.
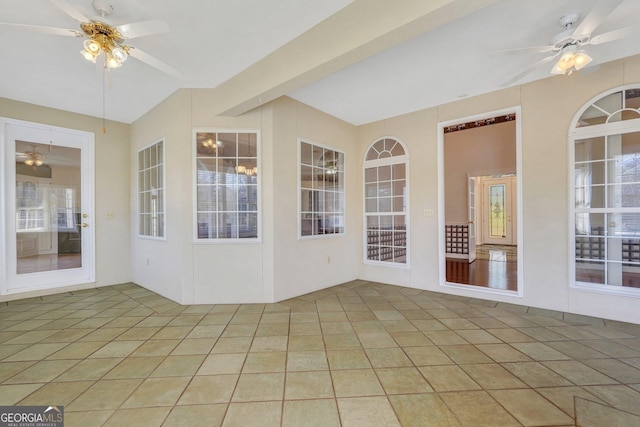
(2, 119), (95, 294)
(483, 176), (515, 245)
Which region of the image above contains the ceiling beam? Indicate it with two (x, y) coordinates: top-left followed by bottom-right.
(211, 0), (497, 117)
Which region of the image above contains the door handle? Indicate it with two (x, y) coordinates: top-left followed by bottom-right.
(82, 223), (88, 228)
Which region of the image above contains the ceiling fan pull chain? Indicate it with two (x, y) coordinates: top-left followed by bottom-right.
(102, 65), (107, 133)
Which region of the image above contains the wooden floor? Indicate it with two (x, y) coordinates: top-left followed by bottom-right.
(446, 242), (519, 293)
(17, 253), (81, 274)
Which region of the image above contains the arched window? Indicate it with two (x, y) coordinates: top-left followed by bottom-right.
(363, 137), (409, 265)
(570, 86), (640, 295)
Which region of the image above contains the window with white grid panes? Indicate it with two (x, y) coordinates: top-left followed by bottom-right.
(138, 139), (165, 238)
(299, 140), (345, 237)
(195, 131), (259, 240)
(364, 138), (408, 264)
(571, 87), (640, 292)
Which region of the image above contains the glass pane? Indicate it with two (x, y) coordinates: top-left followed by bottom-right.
(366, 183), (377, 197)
(301, 189), (315, 213)
(378, 182), (391, 197)
(575, 236), (605, 260)
(378, 165), (391, 181)
(301, 215), (314, 236)
(218, 212), (238, 238)
(365, 168), (377, 183)
(336, 152), (345, 172)
(365, 198), (377, 213)
(393, 196), (404, 212)
(301, 165), (313, 188)
(367, 216), (379, 229)
(392, 163), (406, 179)
(197, 186), (217, 211)
(197, 158), (217, 184)
(237, 133), (257, 157)
(373, 139), (385, 154)
(300, 142), (313, 165)
(312, 167), (324, 190)
(393, 180), (405, 197)
(149, 144), (157, 167)
(616, 212), (640, 236)
(575, 137), (605, 162)
(324, 192), (336, 213)
(335, 172), (344, 191)
(390, 140), (405, 156)
(608, 183), (640, 208)
(366, 147), (378, 161)
(575, 213), (605, 236)
(217, 133), (237, 158)
(16, 141), (82, 274)
(157, 142), (163, 164)
(197, 213), (216, 239)
(312, 145), (323, 166)
(595, 91), (623, 116)
(219, 185), (238, 211)
(379, 197), (392, 212)
(577, 106), (608, 127)
(239, 212), (258, 238)
(575, 260), (605, 284)
(488, 184), (506, 239)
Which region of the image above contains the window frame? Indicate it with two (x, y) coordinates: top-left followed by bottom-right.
(363, 137), (410, 267)
(137, 138), (166, 240)
(192, 128), (261, 244)
(298, 138), (346, 239)
(569, 85), (640, 297)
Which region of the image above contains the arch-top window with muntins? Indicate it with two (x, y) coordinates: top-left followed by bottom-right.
(364, 138), (409, 265)
(576, 88), (640, 127)
(570, 85), (640, 295)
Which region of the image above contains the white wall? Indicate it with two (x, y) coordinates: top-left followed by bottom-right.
(270, 97), (361, 301)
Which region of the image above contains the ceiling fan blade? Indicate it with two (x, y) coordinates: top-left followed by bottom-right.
(49, 0), (91, 23)
(500, 53), (559, 87)
(589, 24), (640, 45)
(492, 45), (555, 56)
(118, 20), (169, 39)
(572, 0), (623, 36)
(0, 23), (81, 37)
(128, 47), (181, 77)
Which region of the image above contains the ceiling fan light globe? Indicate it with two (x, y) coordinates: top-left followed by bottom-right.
(574, 51), (593, 70)
(112, 46), (128, 63)
(80, 49), (98, 63)
(236, 165), (246, 174)
(24, 158), (34, 166)
(83, 39), (102, 54)
(35, 159), (44, 166)
(106, 54), (122, 69)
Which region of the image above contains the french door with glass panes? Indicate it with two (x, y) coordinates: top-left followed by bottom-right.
(1, 119), (95, 294)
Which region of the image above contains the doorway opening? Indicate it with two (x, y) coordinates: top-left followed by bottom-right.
(439, 108), (522, 295)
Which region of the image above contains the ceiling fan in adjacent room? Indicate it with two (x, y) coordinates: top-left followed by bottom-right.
(16, 146), (46, 167)
(0, 0), (180, 76)
(497, 0), (640, 87)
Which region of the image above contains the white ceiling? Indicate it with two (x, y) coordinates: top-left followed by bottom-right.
(1, 0), (640, 126)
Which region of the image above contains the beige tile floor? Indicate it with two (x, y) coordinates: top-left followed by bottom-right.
(2, 280), (640, 426)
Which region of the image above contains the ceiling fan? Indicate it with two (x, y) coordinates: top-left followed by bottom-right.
(0, 0), (180, 76)
(498, 0), (640, 87)
(16, 146), (46, 167)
